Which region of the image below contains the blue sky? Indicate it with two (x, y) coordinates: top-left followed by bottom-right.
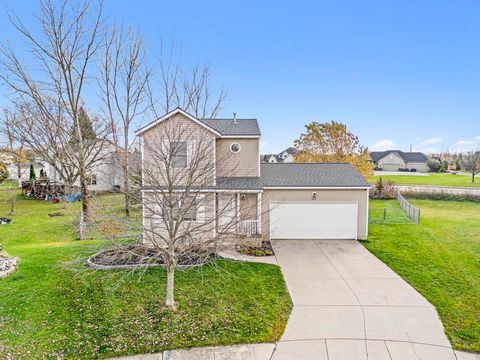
(1, 0), (479, 154)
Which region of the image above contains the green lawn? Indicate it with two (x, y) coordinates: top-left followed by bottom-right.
(369, 199), (413, 224)
(0, 186), (292, 359)
(369, 173), (479, 188)
(363, 199), (480, 352)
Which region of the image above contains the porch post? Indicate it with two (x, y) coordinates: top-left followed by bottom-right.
(257, 192), (262, 235)
(213, 193), (217, 237)
(236, 192), (240, 233)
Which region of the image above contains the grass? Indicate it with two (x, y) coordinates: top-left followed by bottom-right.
(369, 199), (413, 224)
(0, 185), (292, 359)
(363, 199), (480, 352)
(369, 173), (479, 188)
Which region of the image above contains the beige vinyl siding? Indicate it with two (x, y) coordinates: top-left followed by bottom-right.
(216, 138), (259, 177)
(240, 193), (258, 220)
(378, 152), (405, 170)
(261, 189), (369, 240)
(406, 162), (428, 172)
(142, 191), (216, 245)
(141, 113), (217, 187)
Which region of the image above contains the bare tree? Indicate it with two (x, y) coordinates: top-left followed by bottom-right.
(0, 0), (110, 238)
(94, 121), (260, 310)
(1, 108), (26, 183)
(100, 26), (150, 217)
(149, 40), (228, 119)
(462, 150), (480, 183)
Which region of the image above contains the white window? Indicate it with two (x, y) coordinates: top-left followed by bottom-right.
(172, 142), (187, 168)
(230, 142), (241, 153)
(87, 173), (97, 185)
(164, 195), (197, 221)
(182, 196), (197, 221)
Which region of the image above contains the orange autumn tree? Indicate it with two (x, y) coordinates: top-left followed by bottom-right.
(294, 121), (374, 179)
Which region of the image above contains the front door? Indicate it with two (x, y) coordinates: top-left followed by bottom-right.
(218, 193), (236, 232)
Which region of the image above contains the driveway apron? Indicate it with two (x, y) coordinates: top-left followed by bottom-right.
(271, 240), (456, 360)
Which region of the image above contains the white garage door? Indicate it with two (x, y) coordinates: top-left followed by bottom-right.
(270, 202), (358, 240)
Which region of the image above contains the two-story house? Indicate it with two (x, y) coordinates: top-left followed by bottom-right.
(136, 108), (370, 243)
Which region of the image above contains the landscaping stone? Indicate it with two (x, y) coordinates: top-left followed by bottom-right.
(218, 248), (278, 265)
(0, 257), (17, 278)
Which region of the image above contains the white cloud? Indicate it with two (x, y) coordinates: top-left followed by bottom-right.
(450, 138), (480, 153)
(412, 147), (439, 155)
(421, 137), (442, 145)
(370, 139), (394, 151)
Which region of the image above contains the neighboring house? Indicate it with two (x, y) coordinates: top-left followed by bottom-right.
(370, 150), (430, 172)
(136, 108), (370, 242)
(47, 141), (125, 192)
(261, 147), (297, 163)
(8, 158), (49, 182)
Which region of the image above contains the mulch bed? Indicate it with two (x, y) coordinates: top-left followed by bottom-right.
(237, 240), (274, 257)
(88, 245), (216, 269)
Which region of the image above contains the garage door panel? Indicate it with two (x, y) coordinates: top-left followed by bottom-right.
(270, 202), (358, 240)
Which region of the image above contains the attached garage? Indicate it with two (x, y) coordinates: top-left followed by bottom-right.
(269, 201), (358, 239)
(260, 163), (371, 240)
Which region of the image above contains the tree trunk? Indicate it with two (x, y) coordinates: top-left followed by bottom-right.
(165, 265), (176, 310)
(123, 151), (130, 217)
(472, 172), (475, 183)
(122, 128), (131, 217)
(79, 178), (89, 240)
(165, 242), (176, 310)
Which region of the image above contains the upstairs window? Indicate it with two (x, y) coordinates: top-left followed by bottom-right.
(230, 142), (241, 153)
(172, 142), (187, 168)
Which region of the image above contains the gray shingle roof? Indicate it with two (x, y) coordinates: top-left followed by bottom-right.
(200, 119), (260, 136)
(370, 150), (428, 163)
(216, 177), (263, 190)
(260, 163), (370, 188)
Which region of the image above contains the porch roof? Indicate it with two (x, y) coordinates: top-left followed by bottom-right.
(142, 177), (263, 192)
(215, 177), (263, 190)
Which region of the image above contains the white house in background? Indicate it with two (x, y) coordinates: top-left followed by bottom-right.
(5, 142), (125, 192)
(48, 141), (125, 192)
(261, 147), (297, 163)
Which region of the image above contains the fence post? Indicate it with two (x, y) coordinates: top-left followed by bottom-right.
(383, 208), (387, 224)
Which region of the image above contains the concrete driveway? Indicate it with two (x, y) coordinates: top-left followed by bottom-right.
(271, 240), (457, 360)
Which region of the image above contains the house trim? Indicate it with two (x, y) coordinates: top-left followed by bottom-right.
(364, 187), (370, 239)
(142, 189), (263, 193)
(220, 135), (261, 139)
(263, 186), (370, 190)
(135, 108), (222, 137)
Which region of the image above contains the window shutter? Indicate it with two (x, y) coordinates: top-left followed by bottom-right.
(196, 194), (205, 223)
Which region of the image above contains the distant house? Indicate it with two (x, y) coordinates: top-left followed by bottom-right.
(370, 150), (431, 172)
(261, 147), (297, 163)
(47, 141), (126, 192)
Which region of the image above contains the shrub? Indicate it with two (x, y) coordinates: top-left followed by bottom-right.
(0, 162), (8, 184)
(404, 192), (480, 203)
(29, 164), (36, 180)
(370, 177), (397, 199)
(427, 160), (441, 173)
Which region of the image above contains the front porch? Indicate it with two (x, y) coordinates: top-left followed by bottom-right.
(215, 191), (262, 237)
